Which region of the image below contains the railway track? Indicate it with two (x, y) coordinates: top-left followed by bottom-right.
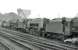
(0, 42), (10, 50)
(0, 35), (32, 50)
(0, 29), (59, 50)
(0, 29), (49, 50)
(0, 34), (43, 50)
(0, 28), (78, 50)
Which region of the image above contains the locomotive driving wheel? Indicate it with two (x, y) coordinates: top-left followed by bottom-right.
(40, 29), (46, 37)
(29, 29), (34, 35)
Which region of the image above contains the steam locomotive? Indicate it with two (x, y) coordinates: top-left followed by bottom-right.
(1, 17), (78, 40)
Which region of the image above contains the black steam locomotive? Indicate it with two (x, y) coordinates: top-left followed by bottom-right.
(1, 17), (78, 40)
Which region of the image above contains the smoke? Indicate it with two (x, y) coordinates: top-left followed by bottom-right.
(17, 8), (31, 19)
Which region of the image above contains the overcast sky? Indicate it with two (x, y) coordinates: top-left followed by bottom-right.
(0, 0), (78, 19)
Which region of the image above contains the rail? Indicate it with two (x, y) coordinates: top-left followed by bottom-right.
(0, 27), (78, 50)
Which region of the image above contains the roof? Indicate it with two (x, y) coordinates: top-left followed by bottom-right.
(51, 18), (72, 22)
(30, 18), (43, 24)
